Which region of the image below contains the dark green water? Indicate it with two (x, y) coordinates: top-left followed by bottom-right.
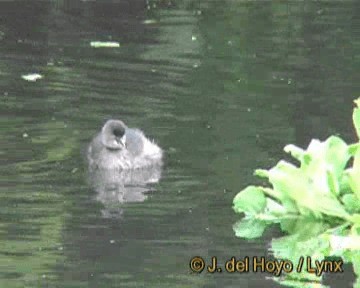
(0, 1), (359, 287)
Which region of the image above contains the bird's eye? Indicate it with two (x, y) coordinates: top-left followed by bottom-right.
(113, 128), (124, 137)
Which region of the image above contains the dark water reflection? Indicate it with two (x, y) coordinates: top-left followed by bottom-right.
(0, 1), (359, 287)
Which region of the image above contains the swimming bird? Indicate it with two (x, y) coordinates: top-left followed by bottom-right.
(87, 119), (163, 170)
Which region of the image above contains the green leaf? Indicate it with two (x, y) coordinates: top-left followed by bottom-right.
(351, 224), (360, 234)
(339, 172), (354, 196)
(260, 187), (299, 213)
(301, 137), (350, 183)
(254, 168), (269, 178)
(233, 219), (267, 239)
(326, 169), (340, 196)
(264, 197), (287, 215)
(352, 252), (360, 279)
(353, 98), (360, 140)
(323, 136), (350, 178)
(347, 147), (360, 201)
(348, 214), (360, 225)
(266, 160), (348, 219)
(284, 144), (306, 163)
(233, 186), (266, 215)
(348, 143), (360, 156)
(342, 194), (360, 213)
(271, 232), (329, 266)
(266, 160), (303, 204)
(279, 218), (330, 239)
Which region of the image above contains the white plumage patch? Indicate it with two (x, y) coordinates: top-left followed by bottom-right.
(142, 137), (162, 158)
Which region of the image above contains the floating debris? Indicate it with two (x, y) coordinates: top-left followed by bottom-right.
(169, 147), (176, 153)
(22, 133), (29, 138)
(143, 19), (157, 25)
(21, 73), (43, 82)
(192, 35), (197, 41)
(90, 41), (120, 48)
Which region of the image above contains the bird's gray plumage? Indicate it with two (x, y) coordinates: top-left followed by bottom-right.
(87, 119), (163, 218)
(87, 119), (163, 170)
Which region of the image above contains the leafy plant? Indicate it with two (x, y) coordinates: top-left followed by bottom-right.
(233, 98), (360, 287)
(234, 98), (360, 223)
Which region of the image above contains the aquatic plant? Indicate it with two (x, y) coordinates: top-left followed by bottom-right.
(233, 98), (360, 287)
(233, 98), (360, 223)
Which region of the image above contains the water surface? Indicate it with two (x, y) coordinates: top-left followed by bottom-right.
(0, 1), (359, 287)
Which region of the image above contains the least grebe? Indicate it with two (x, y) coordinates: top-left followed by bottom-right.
(87, 119), (163, 170)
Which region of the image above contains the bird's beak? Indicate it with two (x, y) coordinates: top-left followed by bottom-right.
(115, 136), (126, 148)
(120, 135), (126, 148)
